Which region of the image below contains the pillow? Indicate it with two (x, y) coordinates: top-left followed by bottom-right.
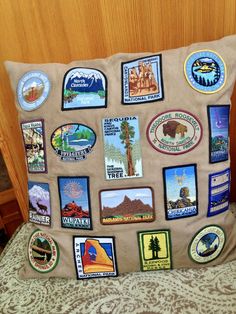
(5, 34), (236, 279)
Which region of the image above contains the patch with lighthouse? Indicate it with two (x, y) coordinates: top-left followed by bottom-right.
(62, 67), (107, 110)
(102, 116), (143, 180)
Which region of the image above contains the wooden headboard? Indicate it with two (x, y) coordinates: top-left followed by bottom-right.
(0, 0), (236, 220)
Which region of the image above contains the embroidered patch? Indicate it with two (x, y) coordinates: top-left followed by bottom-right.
(58, 176), (92, 229)
(102, 116), (143, 180)
(189, 225), (225, 264)
(62, 67), (107, 110)
(147, 110), (202, 155)
(207, 168), (230, 217)
(51, 123), (96, 161)
(28, 181), (51, 226)
(21, 119), (47, 173)
(208, 105), (230, 163)
(137, 230), (172, 271)
(73, 236), (118, 279)
(17, 71), (50, 111)
(28, 229), (59, 273)
(99, 187), (154, 225)
(121, 54), (164, 104)
(184, 50), (226, 94)
(163, 164), (198, 220)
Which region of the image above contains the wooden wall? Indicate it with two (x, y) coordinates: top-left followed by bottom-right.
(0, 0), (236, 219)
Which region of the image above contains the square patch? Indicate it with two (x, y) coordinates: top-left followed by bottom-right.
(121, 54), (164, 104)
(73, 236), (118, 279)
(163, 164), (198, 220)
(137, 230), (172, 271)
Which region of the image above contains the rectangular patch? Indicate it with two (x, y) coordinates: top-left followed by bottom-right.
(207, 168), (230, 217)
(58, 176), (92, 230)
(21, 119), (47, 173)
(73, 236), (118, 279)
(99, 187), (155, 225)
(121, 54), (164, 104)
(207, 105), (230, 163)
(102, 116), (143, 180)
(163, 164), (198, 220)
(28, 181), (51, 226)
(137, 230), (172, 271)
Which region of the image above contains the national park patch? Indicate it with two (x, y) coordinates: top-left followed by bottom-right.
(58, 176), (92, 229)
(62, 67), (107, 110)
(99, 187), (154, 225)
(28, 230), (59, 273)
(189, 225), (225, 264)
(73, 236), (118, 279)
(21, 119), (47, 173)
(147, 110), (202, 155)
(51, 123), (96, 161)
(28, 181), (51, 226)
(207, 168), (230, 217)
(163, 164), (198, 220)
(121, 55), (164, 104)
(17, 71), (50, 111)
(137, 230), (172, 271)
(102, 116), (143, 180)
(184, 50), (226, 94)
(208, 105), (230, 163)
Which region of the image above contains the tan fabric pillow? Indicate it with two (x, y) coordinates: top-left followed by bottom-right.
(5, 34), (236, 279)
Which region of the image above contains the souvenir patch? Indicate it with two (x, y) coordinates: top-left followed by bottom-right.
(102, 116), (143, 180)
(208, 105), (230, 163)
(147, 110), (202, 155)
(51, 123), (96, 161)
(137, 230), (172, 271)
(62, 67), (107, 110)
(189, 225), (225, 264)
(184, 50), (226, 94)
(208, 168), (230, 217)
(17, 71), (50, 111)
(73, 236), (118, 279)
(99, 187), (154, 225)
(121, 54), (164, 104)
(163, 164), (198, 220)
(21, 120), (47, 173)
(58, 176), (92, 229)
(28, 229), (59, 273)
(28, 181), (51, 226)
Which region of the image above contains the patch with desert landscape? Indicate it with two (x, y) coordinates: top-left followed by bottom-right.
(100, 187), (154, 225)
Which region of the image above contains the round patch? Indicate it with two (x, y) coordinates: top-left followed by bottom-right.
(28, 230), (59, 273)
(189, 225), (225, 264)
(17, 71), (50, 111)
(146, 110), (202, 155)
(184, 50), (226, 94)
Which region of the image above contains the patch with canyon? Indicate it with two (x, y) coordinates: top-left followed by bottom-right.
(184, 50), (226, 94)
(58, 176), (92, 229)
(99, 187), (154, 225)
(73, 236), (118, 279)
(28, 230), (60, 273)
(137, 230), (172, 271)
(62, 67), (107, 110)
(121, 54), (164, 104)
(147, 110), (202, 155)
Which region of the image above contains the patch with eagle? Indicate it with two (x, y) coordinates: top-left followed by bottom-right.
(121, 55), (164, 104)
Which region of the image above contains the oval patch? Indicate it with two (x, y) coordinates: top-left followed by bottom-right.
(189, 225), (225, 264)
(51, 123), (96, 161)
(184, 50), (226, 94)
(28, 230), (59, 273)
(17, 71), (50, 111)
(147, 110), (202, 155)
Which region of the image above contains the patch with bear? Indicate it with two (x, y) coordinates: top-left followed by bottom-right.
(147, 110), (202, 155)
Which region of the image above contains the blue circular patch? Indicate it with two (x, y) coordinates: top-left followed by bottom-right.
(184, 50), (226, 94)
(17, 71), (50, 111)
